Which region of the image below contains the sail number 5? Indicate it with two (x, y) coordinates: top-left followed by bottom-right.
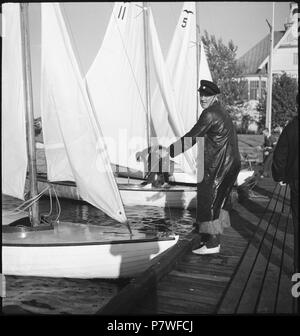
(181, 17), (188, 28)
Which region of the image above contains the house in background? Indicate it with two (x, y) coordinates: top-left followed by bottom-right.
(235, 2), (298, 132)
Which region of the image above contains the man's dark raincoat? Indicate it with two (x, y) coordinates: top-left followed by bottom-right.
(169, 100), (241, 224)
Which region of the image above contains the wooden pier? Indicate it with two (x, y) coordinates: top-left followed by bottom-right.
(98, 177), (297, 315)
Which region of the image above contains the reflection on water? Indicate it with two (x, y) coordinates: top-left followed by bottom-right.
(2, 194), (195, 314)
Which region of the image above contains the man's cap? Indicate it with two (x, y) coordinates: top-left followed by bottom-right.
(198, 80), (220, 96)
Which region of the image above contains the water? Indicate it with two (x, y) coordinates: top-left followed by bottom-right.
(2, 193), (196, 314)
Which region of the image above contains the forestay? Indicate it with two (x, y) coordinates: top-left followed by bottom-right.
(86, 2), (148, 173)
(2, 4), (28, 200)
(40, 3), (127, 223)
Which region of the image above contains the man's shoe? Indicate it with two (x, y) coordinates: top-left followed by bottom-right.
(192, 234), (220, 255)
(192, 244), (220, 255)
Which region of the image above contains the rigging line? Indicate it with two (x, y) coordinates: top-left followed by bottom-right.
(14, 190), (48, 214)
(12, 186), (51, 214)
(52, 185), (62, 222)
(43, 186), (53, 218)
(234, 182), (282, 313)
(253, 184), (286, 313)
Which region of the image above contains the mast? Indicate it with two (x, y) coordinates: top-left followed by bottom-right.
(195, 1), (200, 121)
(20, 3), (40, 226)
(143, 2), (151, 149)
(265, 2), (275, 132)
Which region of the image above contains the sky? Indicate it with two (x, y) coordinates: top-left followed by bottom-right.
(26, 1), (292, 115)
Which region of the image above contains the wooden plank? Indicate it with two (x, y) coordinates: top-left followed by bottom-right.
(137, 181), (281, 315)
(155, 285), (222, 303)
(152, 300), (216, 314)
(175, 265), (236, 279)
(256, 210), (290, 313)
(237, 186), (290, 313)
(147, 290), (219, 313)
(216, 225), (270, 313)
(113, 178), (292, 316)
(161, 273), (228, 290)
(237, 208), (284, 313)
(177, 256), (241, 270)
(97, 231), (199, 315)
(276, 214), (295, 314)
(217, 185), (281, 314)
(217, 183), (294, 314)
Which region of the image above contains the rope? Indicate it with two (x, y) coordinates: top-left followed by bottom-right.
(51, 185), (62, 223)
(10, 186), (51, 215)
(42, 186), (53, 218)
(9, 183), (63, 224)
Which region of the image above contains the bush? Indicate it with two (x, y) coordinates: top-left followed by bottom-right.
(257, 73), (298, 128)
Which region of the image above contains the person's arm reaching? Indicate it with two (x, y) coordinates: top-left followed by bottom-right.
(169, 109), (213, 158)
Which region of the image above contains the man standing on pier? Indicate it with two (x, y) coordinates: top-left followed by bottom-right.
(163, 80), (241, 254)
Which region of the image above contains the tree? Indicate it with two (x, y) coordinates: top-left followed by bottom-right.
(201, 30), (247, 109)
(257, 73), (298, 130)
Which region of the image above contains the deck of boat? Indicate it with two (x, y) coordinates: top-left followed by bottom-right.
(98, 176), (298, 315)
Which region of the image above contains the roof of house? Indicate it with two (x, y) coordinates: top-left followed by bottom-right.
(237, 31), (285, 75)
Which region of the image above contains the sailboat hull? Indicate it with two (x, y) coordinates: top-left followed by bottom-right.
(35, 170), (254, 210)
(2, 221), (179, 279)
(36, 174), (198, 209)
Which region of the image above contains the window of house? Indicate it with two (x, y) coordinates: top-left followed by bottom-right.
(250, 80), (259, 100)
(240, 80), (248, 100)
(293, 53), (298, 65)
(261, 81), (267, 99)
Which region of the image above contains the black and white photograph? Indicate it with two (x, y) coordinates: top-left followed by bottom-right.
(1, 1), (299, 321)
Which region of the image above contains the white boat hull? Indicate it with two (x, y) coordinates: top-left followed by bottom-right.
(36, 174), (198, 209)
(2, 221), (179, 279)
(35, 169), (254, 210)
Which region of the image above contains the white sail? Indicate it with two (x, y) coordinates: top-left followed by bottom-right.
(150, 3), (212, 180)
(150, 2), (198, 179)
(152, 3), (212, 133)
(148, 8), (195, 175)
(41, 3), (127, 223)
(165, 2), (198, 133)
(1, 4), (28, 200)
(86, 2), (148, 173)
